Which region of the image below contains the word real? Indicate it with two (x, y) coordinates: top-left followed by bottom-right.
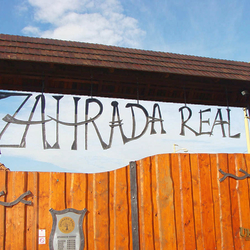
(0, 92), (240, 150)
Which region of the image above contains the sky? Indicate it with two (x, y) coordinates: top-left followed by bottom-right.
(0, 0), (249, 173)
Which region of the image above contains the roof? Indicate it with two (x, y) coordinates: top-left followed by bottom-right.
(0, 163), (10, 171)
(0, 33), (250, 107)
(0, 34), (249, 81)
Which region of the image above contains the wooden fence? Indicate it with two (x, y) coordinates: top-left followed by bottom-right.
(1, 153), (250, 249)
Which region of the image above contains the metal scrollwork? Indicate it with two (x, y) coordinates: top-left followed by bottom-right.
(0, 190), (32, 207)
(219, 168), (250, 182)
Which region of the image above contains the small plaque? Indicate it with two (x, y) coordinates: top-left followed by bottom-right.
(39, 229), (46, 237)
(49, 208), (87, 250)
(39, 237), (46, 245)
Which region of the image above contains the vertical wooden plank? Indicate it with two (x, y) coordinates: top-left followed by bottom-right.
(37, 172), (50, 250)
(86, 173), (94, 250)
(190, 154), (203, 249)
(171, 153), (196, 250)
(210, 154), (234, 250)
(66, 173), (88, 249)
(190, 154), (216, 250)
(87, 172), (109, 250)
(109, 170), (115, 250)
(26, 172), (39, 250)
(38, 172), (65, 250)
(0, 171), (7, 250)
(229, 154), (250, 249)
(5, 172), (26, 250)
(151, 154), (176, 250)
(109, 167), (130, 250)
(65, 173), (87, 209)
(137, 157), (154, 250)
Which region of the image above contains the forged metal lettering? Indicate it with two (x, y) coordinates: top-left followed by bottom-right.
(179, 105), (241, 138)
(227, 108), (241, 138)
(0, 92), (32, 147)
(150, 104), (166, 135)
(199, 108), (211, 135)
(85, 98), (104, 150)
(179, 106), (198, 136)
(219, 168), (250, 182)
(1, 94), (52, 149)
(89, 101), (164, 150)
(0, 93), (240, 150)
(0, 93), (166, 150)
(51, 95), (63, 149)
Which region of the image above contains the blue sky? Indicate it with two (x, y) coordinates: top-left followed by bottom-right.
(1, 0), (250, 61)
(0, 0), (249, 172)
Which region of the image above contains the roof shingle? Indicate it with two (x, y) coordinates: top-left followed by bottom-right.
(0, 33), (250, 81)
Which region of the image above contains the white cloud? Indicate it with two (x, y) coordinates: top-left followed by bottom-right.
(22, 25), (41, 36)
(22, 0), (145, 47)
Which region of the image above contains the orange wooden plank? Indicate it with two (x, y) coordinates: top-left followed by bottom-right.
(151, 154), (176, 250)
(26, 172), (39, 250)
(5, 172), (26, 250)
(38, 172), (66, 250)
(190, 154), (216, 250)
(190, 154), (203, 249)
(65, 173), (88, 249)
(137, 157), (154, 250)
(229, 154), (250, 249)
(210, 154), (234, 250)
(86, 173), (93, 250)
(37, 172), (51, 250)
(87, 172), (109, 250)
(171, 153), (196, 250)
(0, 171), (7, 250)
(65, 173), (87, 209)
(109, 167), (130, 250)
(109, 170), (115, 250)
(50, 172), (66, 210)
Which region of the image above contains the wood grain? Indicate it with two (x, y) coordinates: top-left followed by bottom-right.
(210, 154), (234, 250)
(26, 172), (38, 250)
(171, 153), (196, 250)
(109, 167), (130, 250)
(5, 172), (26, 250)
(87, 172), (109, 250)
(190, 154), (216, 250)
(229, 154), (250, 249)
(151, 154), (177, 250)
(0, 171), (7, 250)
(1, 154), (250, 249)
(137, 157), (154, 250)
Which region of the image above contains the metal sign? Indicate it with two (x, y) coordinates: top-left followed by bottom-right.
(49, 208), (87, 250)
(0, 91), (241, 151)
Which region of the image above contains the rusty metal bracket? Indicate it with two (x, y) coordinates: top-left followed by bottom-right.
(219, 168), (250, 182)
(0, 190), (32, 207)
(130, 161), (139, 250)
